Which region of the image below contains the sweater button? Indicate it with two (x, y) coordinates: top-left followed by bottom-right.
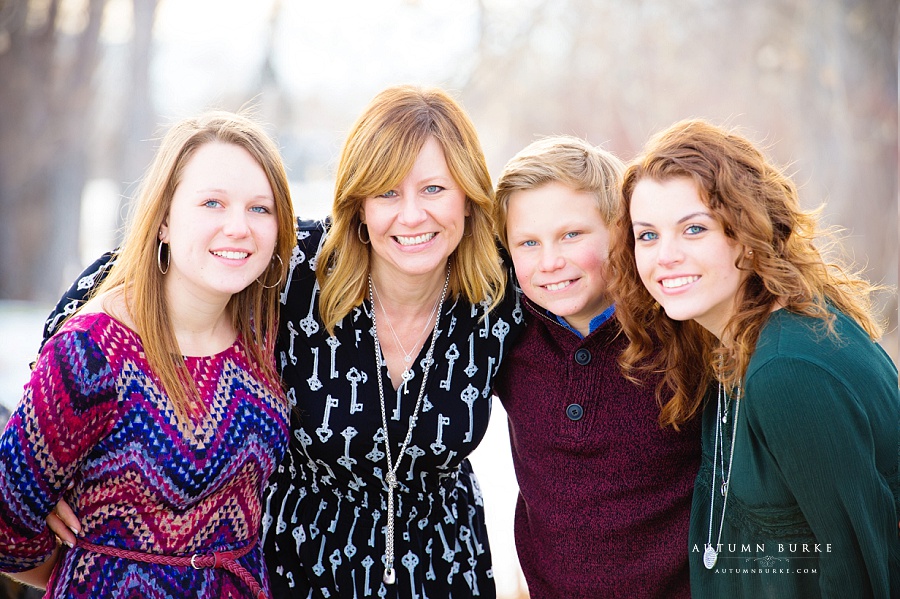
(574, 348), (591, 365)
(566, 403), (584, 421)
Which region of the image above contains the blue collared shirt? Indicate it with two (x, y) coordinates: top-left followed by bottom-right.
(552, 303), (616, 339)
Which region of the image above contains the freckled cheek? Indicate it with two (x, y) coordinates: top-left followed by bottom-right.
(521, 270), (541, 293)
(516, 268), (534, 289)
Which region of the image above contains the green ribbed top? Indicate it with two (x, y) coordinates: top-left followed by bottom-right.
(689, 307), (899, 598)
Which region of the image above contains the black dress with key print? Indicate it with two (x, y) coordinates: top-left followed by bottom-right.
(264, 220), (523, 599)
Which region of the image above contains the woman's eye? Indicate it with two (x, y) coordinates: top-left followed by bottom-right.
(424, 185), (444, 194)
(378, 190), (398, 199)
(563, 231), (580, 239)
(250, 205), (272, 214)
(521, 240), (538, 247)
(685, 224), (707, 235)
(636, 231), (658, 242)
(204, 199), (222, 208)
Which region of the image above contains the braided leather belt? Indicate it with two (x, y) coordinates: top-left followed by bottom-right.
(76, 539), (268, 599)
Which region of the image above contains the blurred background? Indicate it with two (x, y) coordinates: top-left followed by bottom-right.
(0, 0), (897, 597)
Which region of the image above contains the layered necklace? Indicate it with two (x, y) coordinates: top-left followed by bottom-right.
(703, 379), (742, 570)
(367, 264), (450, 585)
(371, 277), (443, 379)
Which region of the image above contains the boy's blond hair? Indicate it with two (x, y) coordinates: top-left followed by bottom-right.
(494, 135), (625, 249)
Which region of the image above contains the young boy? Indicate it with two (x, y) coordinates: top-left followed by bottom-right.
(493, 136), (700, 599)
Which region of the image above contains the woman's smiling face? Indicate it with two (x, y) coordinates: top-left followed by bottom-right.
(630, 176), (747, 339)
(160, 142), (278, 303)
(361, 136), (468, 287)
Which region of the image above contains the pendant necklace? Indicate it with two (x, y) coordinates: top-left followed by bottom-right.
(368, 264), (450, 585)
(371, 278), (442, 376)
(703, 379), (741, 570)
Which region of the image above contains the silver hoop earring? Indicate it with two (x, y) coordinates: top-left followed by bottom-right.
(258, 254), (284, 289)
(357, 221), (370, 245)
(157, 241), (170, 275)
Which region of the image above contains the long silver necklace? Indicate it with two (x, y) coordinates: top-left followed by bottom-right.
(371, 278), (442, 375)
(703, 380), (741, 569)
(368, 264), (450, 585)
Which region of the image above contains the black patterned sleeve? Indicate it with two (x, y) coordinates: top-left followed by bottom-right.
(41, 252), (117, 349)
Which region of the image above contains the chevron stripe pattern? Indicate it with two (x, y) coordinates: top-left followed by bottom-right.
(0, 312), (289, 598)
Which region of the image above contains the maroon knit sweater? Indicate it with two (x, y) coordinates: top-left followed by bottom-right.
(494, 299), (700, 599)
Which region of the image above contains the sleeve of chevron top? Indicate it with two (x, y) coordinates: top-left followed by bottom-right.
(0, 324), (118, 572)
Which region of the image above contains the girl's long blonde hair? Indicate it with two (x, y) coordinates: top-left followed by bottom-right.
(92, 111), (296, 416)
(609, 119), (883, 428)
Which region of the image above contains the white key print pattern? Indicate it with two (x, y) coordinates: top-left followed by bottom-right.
(263, 221), (524, 599)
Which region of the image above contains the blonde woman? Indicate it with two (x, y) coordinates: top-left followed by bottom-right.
(260, 85), (520, 598)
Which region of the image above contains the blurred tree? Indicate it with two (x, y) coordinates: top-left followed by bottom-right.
(0, 0), (108, 302)
(0, 0), (158, 301)
(109, 0), (160, 232)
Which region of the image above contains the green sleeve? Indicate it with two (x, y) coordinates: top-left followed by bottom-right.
(743, 356), (898, 598)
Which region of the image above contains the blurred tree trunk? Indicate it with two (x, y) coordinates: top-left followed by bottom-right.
(0, 0), (108, 302)
(111, 0), (159, 235)
(786, 0), (897, 318)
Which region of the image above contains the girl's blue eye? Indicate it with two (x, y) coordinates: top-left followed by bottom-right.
(564, 231), (579, 239)
(686, 225), (706, 235)
(378, 190), (398, 198)
(204, 200), (221, 208)
(250, 205), (272, 214)
(636, 231), (658, 242)
(522, 240), (538, 247)
(424, 185), (443, 194)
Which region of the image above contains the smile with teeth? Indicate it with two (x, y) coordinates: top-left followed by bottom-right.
(543, 280), (573, 292)
(212, 250), (249, 260)
(661, 275), (699, 289)
(394, 232), (436, 246)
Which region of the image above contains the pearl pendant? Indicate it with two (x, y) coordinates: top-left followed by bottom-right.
(721, 482), (728, 496)
(403, 355), (412, 363)
(383, 567), (396, 585)
(703, 545), (718, 569)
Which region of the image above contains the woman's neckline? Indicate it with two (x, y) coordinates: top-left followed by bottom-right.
(65, 311), (240, 360)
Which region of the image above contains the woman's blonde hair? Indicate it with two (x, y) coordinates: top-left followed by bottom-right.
(494, 135), (624, 249)
(609, 119), (883, 428)
(317, 85), (505, 334)
(92, 111), (295, 416)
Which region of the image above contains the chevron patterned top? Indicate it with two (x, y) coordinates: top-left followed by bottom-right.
(0, 312), (289, 598)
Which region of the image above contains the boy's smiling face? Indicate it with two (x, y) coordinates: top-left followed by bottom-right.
(506, 181), (612, 336)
